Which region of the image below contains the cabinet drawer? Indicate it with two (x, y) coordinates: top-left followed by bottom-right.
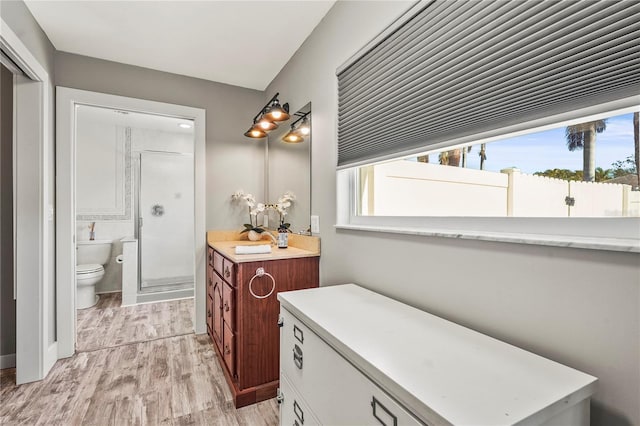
(222, 258), (235, 287)
(279, 374), (321, 426)
(207, 246), (215, 267)
(280, 308), (423, 426)
(222, 282), (235, 330)
(223, 322), (236, 378)
(213, 251), (224, 276)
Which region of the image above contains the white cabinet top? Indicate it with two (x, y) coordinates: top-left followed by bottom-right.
(278, 284), (597, 426)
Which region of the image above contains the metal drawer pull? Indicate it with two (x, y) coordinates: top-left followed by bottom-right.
(224, 302), (230, 311)
(372, 397), (397, 426)
(293, 344), (303, 369)
(293, 325), (304, 343)
(224, 266), (231, 278)
(293, 400), (304, 424)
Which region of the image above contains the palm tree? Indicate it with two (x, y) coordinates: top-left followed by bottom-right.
(565, 120), (607, 182)
(634, 112), (639, 189)
(479, 143), (487, 170)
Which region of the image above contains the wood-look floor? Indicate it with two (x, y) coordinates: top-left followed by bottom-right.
(0, 293), (278, 425)
(77, 292), (194, 352)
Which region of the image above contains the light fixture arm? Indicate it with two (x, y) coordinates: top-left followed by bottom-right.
(253, 92), (280, 123)
(288, 111), (310, 129)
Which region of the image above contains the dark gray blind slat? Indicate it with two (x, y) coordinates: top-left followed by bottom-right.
(337, 0), (640, 168)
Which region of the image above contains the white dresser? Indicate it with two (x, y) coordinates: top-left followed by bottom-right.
(277, 284), (597, 426)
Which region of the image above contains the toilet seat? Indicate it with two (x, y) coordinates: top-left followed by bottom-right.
(77, 264), (103, 274)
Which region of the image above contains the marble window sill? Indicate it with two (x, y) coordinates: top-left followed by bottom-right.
(335, 224), (640, 253)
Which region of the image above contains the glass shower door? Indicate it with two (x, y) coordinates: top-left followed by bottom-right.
(138, 151), (194, 292)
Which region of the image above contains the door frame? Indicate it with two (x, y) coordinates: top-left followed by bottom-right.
(0, 19), (55, 383)
(56, 87), (206, 358)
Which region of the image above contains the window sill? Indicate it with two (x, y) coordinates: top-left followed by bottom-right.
(335, 224), (640, 253)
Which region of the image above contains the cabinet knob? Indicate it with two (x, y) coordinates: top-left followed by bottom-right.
(224, 302), (230, 312)
(224, 266), (230, 278)
(224, 345), (231, 355)
(208, 278), (212, 287)
(207, 310), (211, 318)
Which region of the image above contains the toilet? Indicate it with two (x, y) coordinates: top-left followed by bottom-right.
(76, 240), (112, 309)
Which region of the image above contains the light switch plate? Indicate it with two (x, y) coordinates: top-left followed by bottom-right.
(311, 215), (320, 233)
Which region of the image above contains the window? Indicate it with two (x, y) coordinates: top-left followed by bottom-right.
(356, 110), (639, 218)
(335, 1), (640, 250)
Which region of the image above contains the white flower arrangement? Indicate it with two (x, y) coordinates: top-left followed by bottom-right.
(231, 189), (295, 233)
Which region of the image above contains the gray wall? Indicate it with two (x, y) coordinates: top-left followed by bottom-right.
(1, 65), (16, 358)
(54, 52), (266, 232)
(266, 2), (640, 425)
(0, 0), (57, 348)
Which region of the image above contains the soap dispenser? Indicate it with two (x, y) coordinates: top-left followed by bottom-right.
(277, 223), (289, 249)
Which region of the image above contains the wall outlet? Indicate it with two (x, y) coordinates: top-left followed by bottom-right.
(311, 215), (320, 233)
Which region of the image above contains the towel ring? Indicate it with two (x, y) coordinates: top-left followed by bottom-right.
(249, 267), (276, 299)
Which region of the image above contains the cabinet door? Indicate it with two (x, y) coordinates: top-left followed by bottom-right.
(223, 322), (236, 377)
(212, 273), (224, 350)
(222, 282), (235, 330)
(206, 293), (213, 335)
(280, 308), (423, 426)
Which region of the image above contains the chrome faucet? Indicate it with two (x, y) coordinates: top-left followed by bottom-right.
(262, 231), (277, 246)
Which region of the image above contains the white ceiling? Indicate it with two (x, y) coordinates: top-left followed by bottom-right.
(24, 0), (335, 90)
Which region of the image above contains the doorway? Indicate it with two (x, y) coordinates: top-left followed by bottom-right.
(1, 20), (54, 384)
(56, 87), (206, 359)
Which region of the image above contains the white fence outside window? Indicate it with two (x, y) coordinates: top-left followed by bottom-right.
(362, 161), (640, 218)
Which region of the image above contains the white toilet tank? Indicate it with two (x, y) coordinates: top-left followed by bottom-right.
(77, 240), (112, 265)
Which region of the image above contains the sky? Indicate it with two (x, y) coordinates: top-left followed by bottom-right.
(428, 112), (636, 174)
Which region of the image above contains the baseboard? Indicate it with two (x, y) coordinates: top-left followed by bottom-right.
(0, 353), (16, 369)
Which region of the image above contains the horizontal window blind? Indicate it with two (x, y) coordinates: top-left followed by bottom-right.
(337, 0), (640, 168)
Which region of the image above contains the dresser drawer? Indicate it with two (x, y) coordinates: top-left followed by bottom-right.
(213, 251), (224, 276)
(279, 374), (321, 426)
(222, 282), (235, 330)
(280, 308), (423, 426)
(223, 322), (236, 377)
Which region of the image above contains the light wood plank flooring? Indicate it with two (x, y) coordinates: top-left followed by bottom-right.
(0, 293), (278, 425)
(77, 293), (193, 352)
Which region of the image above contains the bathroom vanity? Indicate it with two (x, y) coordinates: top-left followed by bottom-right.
(206, 231), (320, 408)
(278, 284), (597, 426)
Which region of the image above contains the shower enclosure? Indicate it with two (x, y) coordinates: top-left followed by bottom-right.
(136, 151), (194, 293)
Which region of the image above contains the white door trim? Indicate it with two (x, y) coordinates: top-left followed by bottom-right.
(1, 18), (54, 383)
(56, 87), (207, 357)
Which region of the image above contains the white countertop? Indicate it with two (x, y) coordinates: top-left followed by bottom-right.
(278, 284), (597, 426)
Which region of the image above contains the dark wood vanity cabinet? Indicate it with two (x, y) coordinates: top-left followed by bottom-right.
(206, 245), (319, 408)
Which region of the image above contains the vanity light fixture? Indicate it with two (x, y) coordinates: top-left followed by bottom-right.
(282, 111), (310, 144)
(244, 125), (268, 138)
(178, 122), (192, 129)
(244, 92), (289, 139)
